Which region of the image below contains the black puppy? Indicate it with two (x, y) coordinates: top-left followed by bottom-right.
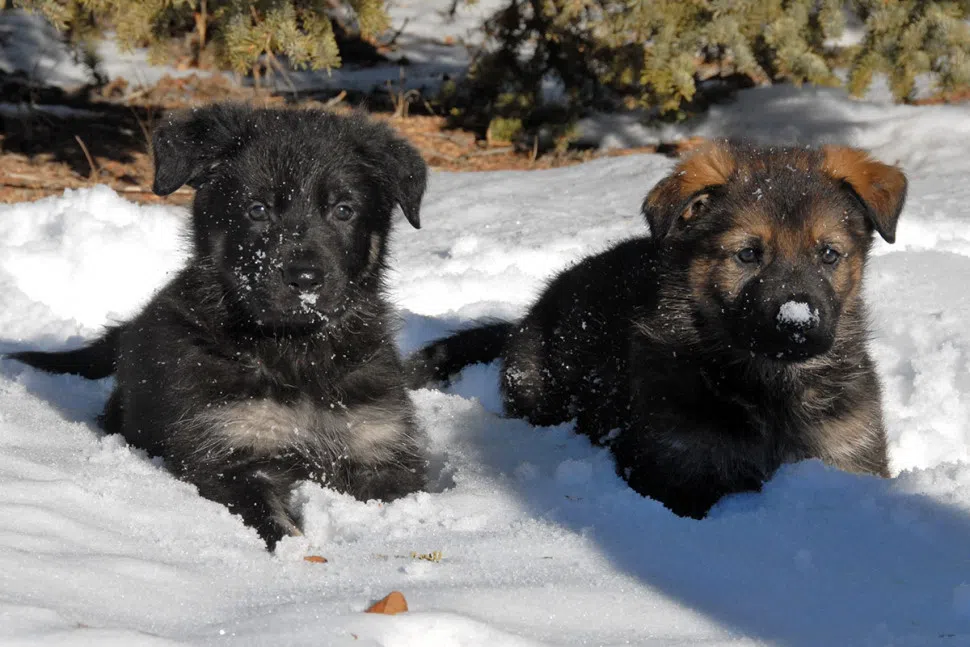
(408, 141), (905, 518)
(9, 104), (429, 548)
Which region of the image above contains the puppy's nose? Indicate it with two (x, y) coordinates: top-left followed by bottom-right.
(775, 297), (820, 331)
(283, 265), (324, 291)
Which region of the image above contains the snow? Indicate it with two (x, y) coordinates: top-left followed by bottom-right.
(777, 301), (819, 327)
(3, 87), (970, 645)
(580, 82), (970, 152)
(298, 292), (320, 307)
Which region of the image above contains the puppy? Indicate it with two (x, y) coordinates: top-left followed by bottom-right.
(9, 104), (429, 548)
(407, 141), (905, 518)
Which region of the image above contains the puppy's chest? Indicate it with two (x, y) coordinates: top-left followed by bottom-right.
(187, 395), (407, 467)
(703, 379), (861, 465)
(652, 370), (825, 459)
(234, 345), (339, 396)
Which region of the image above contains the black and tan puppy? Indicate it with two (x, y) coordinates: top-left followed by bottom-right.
(408, 141), (905, 518)
(9, 104), (429, 548)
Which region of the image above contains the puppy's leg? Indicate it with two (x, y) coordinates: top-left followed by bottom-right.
(98, 389), (124, 435)
(342, 454), (426, 503)
(612, 418), (767, 519)
(500, 316), (574, 426)
(191, 464), (300, 549)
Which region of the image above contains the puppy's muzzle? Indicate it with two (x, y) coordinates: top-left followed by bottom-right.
(282, 265), (324, 292)
(765, 293), (833, 358)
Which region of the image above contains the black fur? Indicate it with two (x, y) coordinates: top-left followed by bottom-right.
(9, 326), (119, 379)
(407, 142), (903, 519)
(407, 322), (512, 386)
(8, 104), (430, 549)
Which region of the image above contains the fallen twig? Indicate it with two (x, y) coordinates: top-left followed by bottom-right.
(74, 135), (99, 179)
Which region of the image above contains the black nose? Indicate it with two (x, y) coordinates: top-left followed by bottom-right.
(283, 266), (323, 291)
(775, 297), (820, 332)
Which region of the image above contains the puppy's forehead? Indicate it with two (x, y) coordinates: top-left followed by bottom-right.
(696, 145), (867, 245)
(231, 127), (373, 195)
(727, 179), (860, 241)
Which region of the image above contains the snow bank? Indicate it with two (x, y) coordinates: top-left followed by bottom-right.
(583, 84), (970, 172)
(2, 88), (970, 645)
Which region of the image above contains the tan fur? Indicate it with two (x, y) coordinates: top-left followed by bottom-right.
(643, 142), (737, 231)
(180, 397), (410, 466)
(808, 207), (854, 248)
(258, 483), (303, 537)
(367, 232), (383, 272)
(342, 403), (413, 465)
(688, 257), (716, 304)
(689, 253), (747, 305)
(675, 141), (737, 198)
(821, 146), (907, 243)
(811, 401), (888, 477)
(808, 206), (866, 303)
(731, 208), (776, 244)
(187, 399), (319, 456)
(774, 229), (804, 260)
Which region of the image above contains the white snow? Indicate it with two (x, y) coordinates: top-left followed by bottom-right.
(777, 301), (819, 327)
(580, 82), (970, 153)
(3, 88), (970, 645)
(298, 292), (320, 307)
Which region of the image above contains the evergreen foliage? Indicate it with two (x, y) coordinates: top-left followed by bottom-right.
(8, 0), (970, 138)
(449, 0), (970, 142)
(848, 0), (970, 101)
(12, 0), (390, 74)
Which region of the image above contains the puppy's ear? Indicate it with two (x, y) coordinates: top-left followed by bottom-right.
(382, 137), (428, 229)
(151, 105), (245, 196)
(822, 146), (907, 244)
(642, 142), (734, 239)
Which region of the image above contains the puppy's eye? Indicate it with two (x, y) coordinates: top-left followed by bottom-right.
(333, 204), (356, 221)
(737, 247), (760, 264)
(819, 245), (841, 265)
(248, 202), (269, 222)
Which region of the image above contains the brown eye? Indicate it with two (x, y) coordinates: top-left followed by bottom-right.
(333, 204), (356, 221)
(737, 247), (760, 264)
(820, 245), (841, 265)
(248, 202), (269, 222)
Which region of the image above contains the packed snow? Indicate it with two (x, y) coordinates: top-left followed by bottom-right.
(3, 85), (970, 646)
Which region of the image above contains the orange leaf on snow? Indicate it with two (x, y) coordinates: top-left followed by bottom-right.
(365, 591), (408, 615)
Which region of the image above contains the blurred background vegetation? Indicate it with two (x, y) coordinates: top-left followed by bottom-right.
(4, 0), (970, 151)
(10, 1), (970, 107)
(449, 0), (970, 145)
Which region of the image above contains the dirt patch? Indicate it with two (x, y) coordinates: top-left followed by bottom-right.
(0, 73), (700, 205)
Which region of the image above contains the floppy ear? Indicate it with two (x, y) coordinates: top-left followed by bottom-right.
(641, 142), (735, 239)
(821, 146), (907, 244)
(151, 104), (247, 196)
(382, 136), (428, 229)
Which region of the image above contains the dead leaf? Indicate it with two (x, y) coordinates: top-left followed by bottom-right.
(365, 591), (408, 615)
(303, 555), (328, 564)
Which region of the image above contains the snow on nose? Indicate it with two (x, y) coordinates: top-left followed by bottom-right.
(776, 301), (820, 343)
